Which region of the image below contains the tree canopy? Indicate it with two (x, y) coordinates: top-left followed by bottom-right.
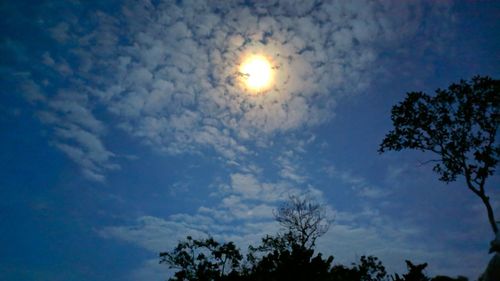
(379, 76), (499, 234)
(273, 194), (330, 249)
(160, 197), (468, 281)
(159, 236), (243, 281)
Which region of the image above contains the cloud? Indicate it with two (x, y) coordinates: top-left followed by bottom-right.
(19, 78), (46, 104)
(200, 170), (317, 225)
(276, 150), (307, 183)
(317, 211), (485, 277)
(325, 165), (388, 198)
(100, 216), (209, 252)
(128, 258), (172, 281)
(100, 167), (483, 278)
(227, 173), (295, 202)
(98, 145), (487, 278)
(49, 22), (71, 43)
(100, 169), (311, 252)
(34, 89), (119, 182)
(101, 212), (281, 248)
(12, 0), (452, 179)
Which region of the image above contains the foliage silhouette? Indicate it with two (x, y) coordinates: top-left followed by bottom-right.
(391, 260), (429, 281)
(246, 232), (334, 281)
(379, 76), (500, 234)
(431, 276), (468, 281)
(160, 197), (468, 281)
(159, 236), (243, 281)
(330, 255), (387, 281)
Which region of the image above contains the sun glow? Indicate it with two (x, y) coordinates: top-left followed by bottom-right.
(240, 55), (273, 92)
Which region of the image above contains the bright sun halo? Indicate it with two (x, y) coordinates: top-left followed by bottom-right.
(240, 55), (273, 92)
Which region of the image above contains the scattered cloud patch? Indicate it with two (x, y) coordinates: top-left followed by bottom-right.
(325, 165), (388, 198)
(35, 90), (118, 182)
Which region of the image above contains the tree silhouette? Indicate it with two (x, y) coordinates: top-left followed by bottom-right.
(330, 255), (387, 281)
(160, 198), (467, 280)
(159, 236), (243, 281)
(273, 194), (331, 249)
(379, 76), (500, 234)
(391, 260), (429, 281)
(432, 276), (468, 281)
(357, 255), (388, 281)
(247, 233), (334, 281)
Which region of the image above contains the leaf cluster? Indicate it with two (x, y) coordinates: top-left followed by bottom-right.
(159, 236), (243, 281)
(379, 76), (499, 184)
(379, 76), (499, 234)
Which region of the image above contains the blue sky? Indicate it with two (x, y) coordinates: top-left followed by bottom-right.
(1, 0), (499, 280)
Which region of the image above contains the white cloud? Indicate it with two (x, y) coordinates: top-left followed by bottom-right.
(100, 169), (310, 254)
(228, 173), (299, 203)
(101, 169), (484, 278)
(276, 150), (307, 183)
(129, 258), (171, 281)
(17, 0), (452, 180)
(34, 90), (118, 181)
(325, 165), (389, 198)
(100, 216), (208, 253)
(100, 158), (488, 278)
(317, 213), (485, 277)
(99, 212), (280, 255)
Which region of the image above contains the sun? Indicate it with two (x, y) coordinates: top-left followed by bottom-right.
(239, 55), (273, 92)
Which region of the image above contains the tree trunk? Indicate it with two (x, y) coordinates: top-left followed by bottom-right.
(463, 168), (498, 235)
(480, 194), (499, 235)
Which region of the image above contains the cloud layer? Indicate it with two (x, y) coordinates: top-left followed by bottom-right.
(14, 0), (451, 180)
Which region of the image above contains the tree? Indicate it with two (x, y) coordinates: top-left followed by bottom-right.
(391, 260), (429, 281)
(273, 194), (331, 249)
(331, 255), (387, 281)
(164, 197), (475, 281)
(357, 255), (388, 281)
(247, 234), (334, 281)
(246, 195), (334, 281)
(379, 76), (500, 234)
(432, 276), (468, 281)
(159, 236), (243, 281)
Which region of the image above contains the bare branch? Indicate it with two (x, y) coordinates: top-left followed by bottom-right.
(274, 195), (331, 249)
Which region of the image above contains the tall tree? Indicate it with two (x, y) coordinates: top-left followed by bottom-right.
(379, 76), (499, 234)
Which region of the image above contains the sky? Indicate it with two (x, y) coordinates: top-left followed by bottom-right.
(1, 0), (499, 280)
